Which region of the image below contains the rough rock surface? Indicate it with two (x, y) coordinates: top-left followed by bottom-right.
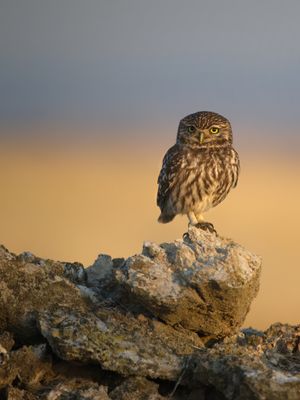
(115, 227), (261, 336)
(109, 377), (164, 400)
(188, 323), (300, 400)
(38, 307), (202, 380)
(0, 245), (86, 342)
(0, 243), (202, 381)
(46, 380), (110, 400)
(0, 228), (298, 399)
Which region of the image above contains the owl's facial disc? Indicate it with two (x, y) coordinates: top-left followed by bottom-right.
(176, 111), (232, 146)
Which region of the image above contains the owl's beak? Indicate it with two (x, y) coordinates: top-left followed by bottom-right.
(199, 132), (204, 144)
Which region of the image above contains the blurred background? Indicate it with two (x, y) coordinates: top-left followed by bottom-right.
(0, 0), (299, 329)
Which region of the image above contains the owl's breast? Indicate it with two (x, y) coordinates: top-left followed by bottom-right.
(165, 146), (239, 215)
(206, 147), (240, 208)
(180, 147), (239, 213)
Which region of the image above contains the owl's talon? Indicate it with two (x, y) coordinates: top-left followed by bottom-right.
(183, 232), (190, 241)
(195, 222), (217, 234)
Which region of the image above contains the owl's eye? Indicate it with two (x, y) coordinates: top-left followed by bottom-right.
(209, 127), (220, 134)
(187, 126), (196, 133)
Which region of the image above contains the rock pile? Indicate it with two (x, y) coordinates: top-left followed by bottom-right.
(0, 226), (299, 399)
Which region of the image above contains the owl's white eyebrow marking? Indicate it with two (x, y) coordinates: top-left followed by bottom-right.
(208, 125), (221, 129)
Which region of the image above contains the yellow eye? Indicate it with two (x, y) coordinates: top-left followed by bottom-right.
(209, 127), (220, 134)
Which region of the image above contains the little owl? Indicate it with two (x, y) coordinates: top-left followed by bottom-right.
(157, 111), (240, 231)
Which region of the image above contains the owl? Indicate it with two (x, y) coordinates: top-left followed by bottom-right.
(157, 111), (240, 231)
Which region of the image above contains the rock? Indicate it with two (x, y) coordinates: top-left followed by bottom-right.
(0, 331), (14, 352)
(63, 262), (87, 284)
(47, 380), (110, 400)
(184, 387), (207, 400)
(86, 254), (115, 287)
(0, 239), (202, 380)
(38, 306), (203, 380)
(0, 332), (14, 369)
(109, 376), (164, 400)
(0, 344), (53, 390)
(0, 245), (86, 341)
(0, 228), (274, 399)
(12, 344), (53, 389)
(187, 323), (300, 400)
(6, 386), (39, 400)
(115, 226), (261, 337)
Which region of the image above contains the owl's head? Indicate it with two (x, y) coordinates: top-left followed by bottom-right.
(176, 111), (232, 147)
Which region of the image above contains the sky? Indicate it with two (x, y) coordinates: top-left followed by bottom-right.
(1, 0), (300, 138)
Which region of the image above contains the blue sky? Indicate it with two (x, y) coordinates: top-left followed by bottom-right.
(1, 0), (300, 137)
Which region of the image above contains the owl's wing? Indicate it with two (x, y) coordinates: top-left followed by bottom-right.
(157, 144), (183, 209)
(232, 149), (240, 188)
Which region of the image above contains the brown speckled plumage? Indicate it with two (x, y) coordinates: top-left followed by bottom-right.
(157, 111), (240, 225)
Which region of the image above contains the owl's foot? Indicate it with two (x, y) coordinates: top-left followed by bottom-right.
(195, 222), (217, 234)
(183, 231), (190, 241)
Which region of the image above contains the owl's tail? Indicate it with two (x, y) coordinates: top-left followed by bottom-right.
(158, 212), (175, 224)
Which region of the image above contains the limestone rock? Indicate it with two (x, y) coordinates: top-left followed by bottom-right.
(0, 245), (86, 341)
(6, 386), (39, 400)
(188, 323), (300, 400)
(47, 380), (110, 400)
(0, 239), (298, 399)
(38, 306), (203, 380)
(0, 344), (53, 390)
(86, 254), (115, 288)
(0, 229), (283, 399)
(0, 331), (14, 353)
(109, 377), (164, 400)
(0, 242), (203, 381)
(115, 226), (261, 337)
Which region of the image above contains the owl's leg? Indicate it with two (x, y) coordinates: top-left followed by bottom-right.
(195, 212), (204, 223)
(187, 211), (198, 226)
